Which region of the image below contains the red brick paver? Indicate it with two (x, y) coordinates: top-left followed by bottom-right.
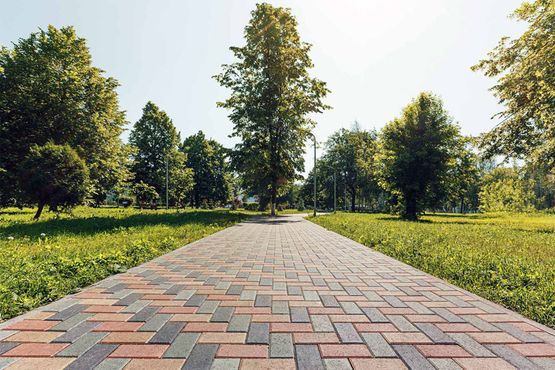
(1, 214), (555, 369)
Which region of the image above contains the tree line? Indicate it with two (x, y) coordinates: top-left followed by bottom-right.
(296, 0), (554, 220)
(0, 26), (234, 218)
(1, 0), (552, 220)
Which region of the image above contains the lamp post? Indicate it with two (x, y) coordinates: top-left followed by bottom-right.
(308, 133), (317, 217)
(165, 156), (169, 210)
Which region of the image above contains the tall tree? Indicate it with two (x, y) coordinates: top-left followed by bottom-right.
(215, 3), (329, 215)
(0, 25), (130, 205)
(471, 0), (555, 166)
(376, 92), (459, 220)
(181, 131), (230, 207)
(129, 101), (180, 197)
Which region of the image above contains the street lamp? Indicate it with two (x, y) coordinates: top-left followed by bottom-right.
(308, 133), (317, 217)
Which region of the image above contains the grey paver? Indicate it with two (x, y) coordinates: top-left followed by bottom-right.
(182, 343), (218, 370)
(0, 342), (18, 356)
(94, 358), (129, 370)
(254, 294), (272, 307)
(57, 332), (107, 357)
(164, 333), (200, 358)
(210, 358), (240, 370)
(64, 343), (117, 370)
(138, 313), (172, 331)
(335, 323), (363, 343)
(296, 344), (325, 370)
(361, 333), (396, 357)
(129, 306), (159, 322)
(198, 300), (220, 314)
(324, 358), (353, 370)
(149, 321), (185, 344)
(270, 333), (294, 358)
(247, 322), (270, 344)
(227, 314), (251, 332)
(448, 333), (495, 357)
(50, 313), (92, 331)
(393, 344), (435, 370)
(361, 307), (388, 323)
(211, 307), (234, 322)
(291, 307), (310, 323)
(415, 323), (456, 344)
(312, 315), (334, 332)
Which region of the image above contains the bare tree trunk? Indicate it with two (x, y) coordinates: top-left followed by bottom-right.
(270, 183), (277, 216)
(34, 201), (45, 220)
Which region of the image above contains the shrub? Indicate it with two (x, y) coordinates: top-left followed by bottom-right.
(244, 202), (259, 211)
(118, 196), (134, 208)
(18, 143), (89, 219)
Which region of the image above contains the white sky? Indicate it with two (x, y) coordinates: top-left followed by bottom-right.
(1, 0), (527, 174)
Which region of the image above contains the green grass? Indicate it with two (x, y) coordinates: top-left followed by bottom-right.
(310, 212), (555, 329)
(0, 207), (249, 321)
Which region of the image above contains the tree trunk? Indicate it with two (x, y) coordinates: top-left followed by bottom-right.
(404, 196), (418, 221)
(350, 188), (356, 212)
(460, 198), (465, 214)
(34, 202), (45, 220)
(270, 184), (277, 216)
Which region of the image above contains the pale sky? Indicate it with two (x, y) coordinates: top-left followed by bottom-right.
(1, 0), (526, 174)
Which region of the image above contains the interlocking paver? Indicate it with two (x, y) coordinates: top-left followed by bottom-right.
(1, 215), (554, 368)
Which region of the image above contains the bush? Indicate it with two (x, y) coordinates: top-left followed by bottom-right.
(297, 199), (305, 211)
(118, 196), (134, 208)
(18, 143), (89, 219)
(244, 202), (259, 211)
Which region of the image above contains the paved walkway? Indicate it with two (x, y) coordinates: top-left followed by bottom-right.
(1, 215), (555, 370)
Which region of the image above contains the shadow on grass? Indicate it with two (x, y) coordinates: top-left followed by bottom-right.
(0, 210), (249, 238)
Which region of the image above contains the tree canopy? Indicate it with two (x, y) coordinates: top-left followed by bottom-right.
(0, 25), (129, 206)
(376, 92), (460, 220)
(215, 3), (329, 215)
(181, 131), (231, 208)
(18, 143), (89, 219)
(472, 0), (555, 166)
(129, 101), (181, 196)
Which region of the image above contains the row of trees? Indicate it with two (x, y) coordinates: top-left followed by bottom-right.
(300, 93), (555, 219)
(0, 26), (233, 218)
(1, 0), (552, 220)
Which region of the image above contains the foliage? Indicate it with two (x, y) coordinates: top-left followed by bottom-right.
(129, 101), (183, 197)
(215, 3), (329, 215)
(243, 202), (260, 211)
(376, 92), (460, 220)
(471, 0), (555, 166)
(0, 25), (130, 206)
(304, 124), (381, 211)
(312, 212), (555, 329)
(181, 131), (231, 207)
(169, 152), (195, 208)
(443, 136), (481, 212)
(18, 143), (89, 219)
(132, 181), (158, 208)
(479, 167), (535, 212)
(0, 207), (249, 320)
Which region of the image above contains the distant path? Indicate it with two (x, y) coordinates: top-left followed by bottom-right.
(1, 214), (554, 369)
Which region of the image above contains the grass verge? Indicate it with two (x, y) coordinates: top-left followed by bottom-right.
(0, 207), (249, 321)
(310, 212), (555, 329)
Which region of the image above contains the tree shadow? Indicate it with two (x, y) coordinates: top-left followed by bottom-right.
(0, 210), (249, 238)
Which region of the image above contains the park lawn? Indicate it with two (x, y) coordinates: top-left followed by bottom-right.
(310, 212), (555, 329)
(0, 207), (249, 321)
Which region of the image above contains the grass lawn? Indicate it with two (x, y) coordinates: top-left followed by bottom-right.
(0, 207), (249, 321)
(310, 212), (555, 329)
